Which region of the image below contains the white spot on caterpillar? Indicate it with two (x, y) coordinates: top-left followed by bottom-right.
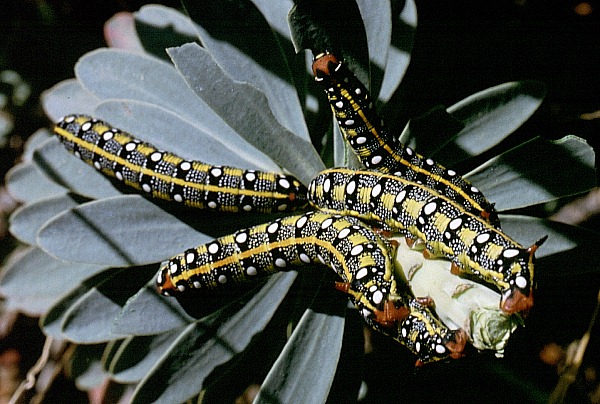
(218, 275), (227, 284)
(207, 201), (217, 209)
(356, 136), (367, 144)
(247, 266), (257, 276)
(347, 181), (356, 194)
(337, 228), (351, 239)
(93, 161), (101, 170)
(279, 178), (290, 189)
(173, 194), (183, 202)
(323, 178), (331, 193)
(170, 262), (178, 273)
(296, 215), (308, 228)
(371, 155), (382, 165)
(150, 152), (162, 162)
(177, 284), (186, 292)
(405, 147), (414, 156)
(64, 116), (75, 123)
(267, 222), (279, 233)
(351, 245), (364, 256)
(299, 253), (311, 263)
(516, 276), (528, 289)
(207, 243), (220, 254)
(415, 341), (421, 352)
(476, 233), (491, 244)
(356, 267), (368, 279)
(243, 205), (252, 212)
(449, 218), (462, 230)
(180, 161), (191, 171)
(335, 101), (344, 109)
(355, 87), (362, 95)
(436, 345), (446, 354)
(471, 186), (480, 193)
(425, 158), (434, 166)
(142, 183), (152, 193)
(344, 119), (355, 126)
(395, 190), (407, 203)
(193, 281), (201, 288)
(277, 204), (288, 211)
(447, 169), (456, 176)
(186, 253), (195, 264)
(372, 290), (383, 304)
(211, 167), (222, 177)
(102, 131), (113, 141)
(424, 202), (437, 215)
(275, 258), (287, 268)
(125, 142), (136, 152)
(235, 232), (247, 244)
(503, 249), (519, 258)
(81, 122), (92, 131)
(321, 218), (333, 229)
(245, 171), (256, 181)
(371, 184), (382, 197)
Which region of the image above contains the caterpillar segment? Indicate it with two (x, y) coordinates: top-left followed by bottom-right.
(54, 115), (308, 213)
(308, 168), (547, 314)
(312, 52), (499, 227)
(156, 211), (466, 363)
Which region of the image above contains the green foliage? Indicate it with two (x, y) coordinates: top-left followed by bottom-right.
(1, 1), (598, 402)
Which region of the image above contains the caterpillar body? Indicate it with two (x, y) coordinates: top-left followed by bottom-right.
(54, 115), (308, 213)
(308, 168), (546, 314)
(312, 52), (499, 227)
(156, 211), (466, 363)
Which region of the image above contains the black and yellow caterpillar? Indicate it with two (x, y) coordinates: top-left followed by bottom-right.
(156, 211), (466, 364)
(308, 168), (546, 314)
(54, 115), (308, 213)
(312, 52), (499, 227)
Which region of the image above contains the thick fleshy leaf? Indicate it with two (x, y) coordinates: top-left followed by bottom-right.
(41, 79), (100, 122)
(168, 43), (325, 184)
(37, 195), (210, 267)
(22, 128), (52, 161)
(131, 272), (295, 403)
(0, 247), (105, 316)
(181, 0), (310, 141)
(467, 136), (596, 211)
(5, 162), (67, 204)
(9, 194), (81, 245)
(93, 99), (279, 171)
(41, 269), (118, 339)
(107, 329), (182, 383)
(113, 282), (196, 335)
(134, 4), (199, 60)
(400, 81), (547, 166)
(256, 306), (346, 403)
(32, 137), (121, 200)
(378, 0), (417, 103)
(356, 0), (392, 99)
(75, 49), (277, 167)
(104, 11), (145, 53)
(499, 215), (599, 267)
(71, 344), (111, 390)
(58, 265), (157, 344)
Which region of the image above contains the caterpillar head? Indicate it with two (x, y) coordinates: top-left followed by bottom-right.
(312, 52), (342, 81)
(500, 236), (547, 314)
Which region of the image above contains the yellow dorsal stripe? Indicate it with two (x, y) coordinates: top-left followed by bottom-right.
(54, 125), (290, 200)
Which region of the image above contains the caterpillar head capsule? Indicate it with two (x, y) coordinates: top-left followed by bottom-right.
(500, 235), (548, 314)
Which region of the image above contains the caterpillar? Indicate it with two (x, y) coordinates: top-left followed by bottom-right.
(308, 168), (547, 314)
(54, 115), (308, 213)
(312, 52), (499, 227)
(156, 211), (466, 364)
